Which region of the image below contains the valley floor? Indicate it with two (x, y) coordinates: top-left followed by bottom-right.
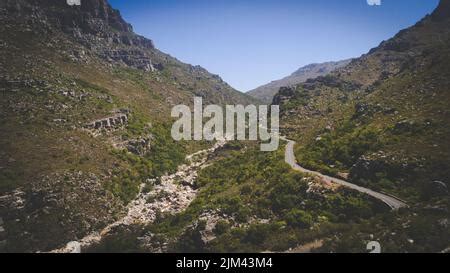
(52, 139), (227, 253)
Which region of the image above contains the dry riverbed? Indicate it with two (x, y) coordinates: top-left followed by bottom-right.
(51, 139), (226, 253)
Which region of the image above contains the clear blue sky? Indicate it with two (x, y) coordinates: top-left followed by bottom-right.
(109, 0), (439, 92)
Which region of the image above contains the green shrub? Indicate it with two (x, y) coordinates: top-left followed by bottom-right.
(298, 121), (383, 173)
(285, 209), (313, 229)
(214, 220), (231, 236)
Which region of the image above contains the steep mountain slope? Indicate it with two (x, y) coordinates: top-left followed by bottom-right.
(275, 0), (449, 207)
(0, 0), (255, 252)
(271, 0), (450, 252)
(248, 60), (351, 103)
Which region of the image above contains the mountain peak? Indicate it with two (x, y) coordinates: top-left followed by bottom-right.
(2, 0), (134, 35)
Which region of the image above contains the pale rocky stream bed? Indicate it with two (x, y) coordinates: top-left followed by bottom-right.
(50, 139), (226, 253)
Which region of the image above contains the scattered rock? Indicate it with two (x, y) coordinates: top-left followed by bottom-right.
(126, 136), (153, 156)
(428, 181), (448, 197)
(438, 219), (449, 229)
(51, 139), (227, 253)
(0, 189), (26, 211)
(65, 242), (81, 254)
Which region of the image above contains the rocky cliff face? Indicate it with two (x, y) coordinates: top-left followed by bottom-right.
(1, 0), (158, 72)
(3, 0), (133, 34)
(0, 0), (256, 104)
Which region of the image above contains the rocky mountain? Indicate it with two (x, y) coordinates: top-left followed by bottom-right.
(271, 0), (450, 251)
(275, 0), (449, 213)
(0, 0), (255, 252)
(0, 0), (257, 104)
(248, 60), (351, 103)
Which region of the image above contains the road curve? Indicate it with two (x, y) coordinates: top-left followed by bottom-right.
(283, 139), (408, 210)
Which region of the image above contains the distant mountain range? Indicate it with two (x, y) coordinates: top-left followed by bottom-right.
(247, 60), (351, 103)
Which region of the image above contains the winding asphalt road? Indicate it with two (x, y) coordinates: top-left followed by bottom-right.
(283, 138), (408, 210)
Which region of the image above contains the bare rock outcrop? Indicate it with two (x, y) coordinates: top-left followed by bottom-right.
(84, 109), (130, 130)
(0, 0), (162, 72)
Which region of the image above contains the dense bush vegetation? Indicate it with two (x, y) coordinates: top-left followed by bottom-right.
(318, 201), (450, 253)
(297, 120), (383, 174)
(108, 122), (186, 203)
(137, 143), (384, 253)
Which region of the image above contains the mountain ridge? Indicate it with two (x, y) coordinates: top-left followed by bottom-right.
(0, 0), (256, 105)
(274, 0), (449, 202)
(248, 60), (351, 103)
